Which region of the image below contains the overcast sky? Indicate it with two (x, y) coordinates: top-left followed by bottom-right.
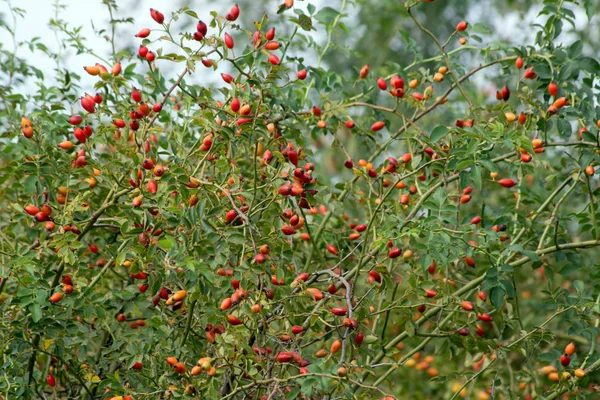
(0, 0), (325, 92)
(0, 0), (593, 95)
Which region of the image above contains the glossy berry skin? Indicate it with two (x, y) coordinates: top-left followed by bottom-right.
(227, 314), (242, 325)
(565, 342), (576, 356)
(150, 8), (165, 24)
(331, 307), (347, 316)
(24, 205), (39, 216)
(326, 244), (338, 255)
(515, 56), (524, 69)
(276, 352), (292, 362)
(68, 115), (83, 125)
(46, 374), (56, 387)
(477, 313), (493, 322)
(131, 88), (142, 103)
(371, 121), (385, 131)
(524, 66), (537, 79)
(456, 21), (468, 31)
(388, 248), (402, 259)
(222, 73), (234, 83)
(196, 20), (208, 36)
(560, 353), (570, 367)
(428, 261), (436, 274)
(359, 65), (369, 79)
(266, 27), (275, 40)
(501, 85), (510, 101)
(142, 158), (154, 170)
(226, 4), (240, 21)
(268, 54), (280, 65)
(80, 96), (95, 113)
(49, 292), (63, 303)
(368, 270), (381, 283)
(498, 178), (517, 188)
(34, 212), (49, 222)
(135, 28), (151, 38)
(391, 75), (404, 89)
(224, 33), (234, 49)
(291, 325), (303, 334)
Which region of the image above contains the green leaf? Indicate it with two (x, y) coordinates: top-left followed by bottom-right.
(558, 62), (576, 81)
(30, 303), (42, 323)
(405, 320), (416, 337)
(228, 234), (245, 245)
(573, 280), (585, 293)
(556, 119), (571, 138)
(579, 57), (600, 74)
(568, 40), (583, 59)
(301, 378), (315, 397)
(490, 286), (505, 310)
(363, 334), (378, 344)
(520, 250), (539, 261)
(471, 164), (482, 189)
(478, 159), (497, 173)
(584, 0), (594, 20)
(558, 262), (582, 275)
(286, 388), (301, 399)
(298, 15), (313, 31)
(314, 7), (340, 25)
(158, 238), (174, 249)
(430, 126), (448, 143)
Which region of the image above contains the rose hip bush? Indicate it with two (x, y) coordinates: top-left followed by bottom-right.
(1, 0), (600, 399)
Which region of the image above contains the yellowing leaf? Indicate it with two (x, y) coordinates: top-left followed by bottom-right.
(84, 372), (101, 383)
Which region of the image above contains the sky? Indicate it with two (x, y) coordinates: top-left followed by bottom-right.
(0, 0), (593, 96)
(0, 0), (327, 93)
